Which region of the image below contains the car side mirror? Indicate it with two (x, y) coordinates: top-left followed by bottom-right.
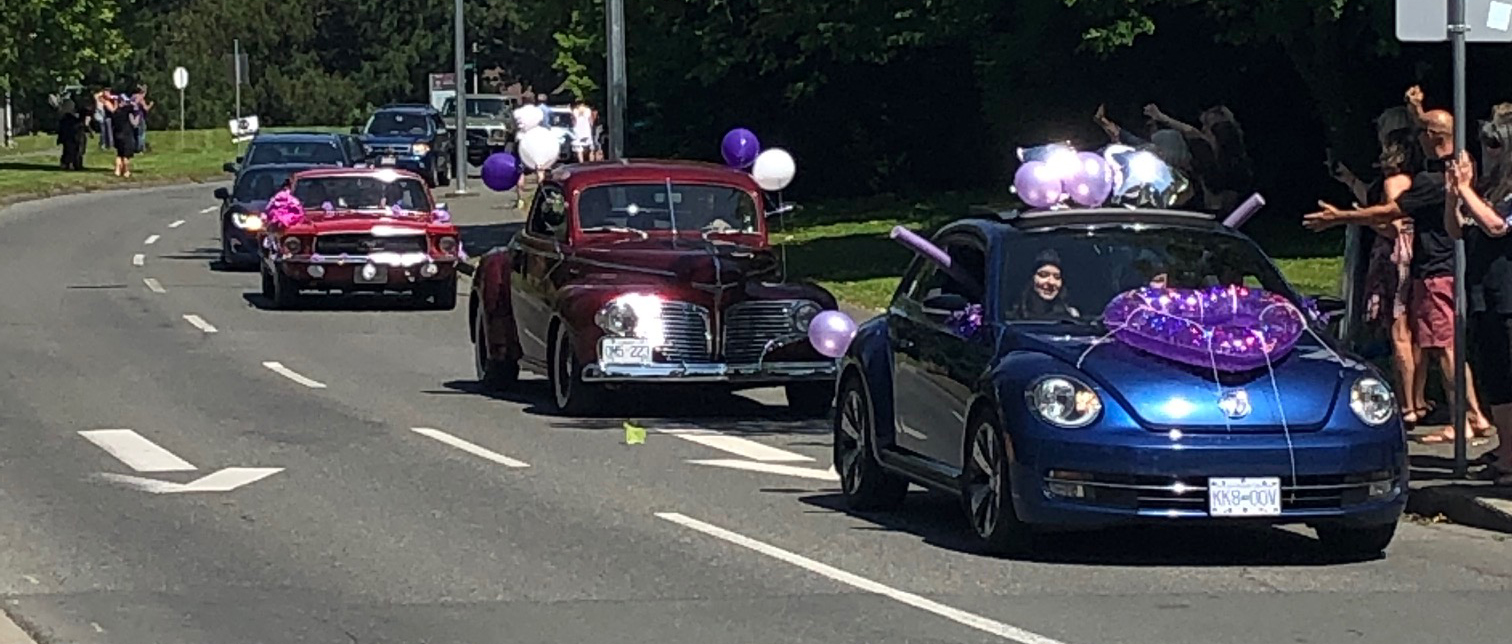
(350, 126), (362, 135)
(222, 162), (237, 173)
(765, 203), (800, 220)
(921, 293), (972, 318)
(1312, 295), (1346, 316)
(213, 187), (230, 201)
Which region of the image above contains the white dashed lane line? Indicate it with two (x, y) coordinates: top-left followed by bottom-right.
(132, 254), (145, 267)
(144, 234), (160, 245)
(142, 278), (166, 294)
(182, 314), (218, 334)
(261, 361), (327, 389)
(199, 206), (217, 214)
(410, 427), (530, 468)
(169, 219), (185, 228)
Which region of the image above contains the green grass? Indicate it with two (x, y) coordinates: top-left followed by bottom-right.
(0, 126), (343, 203)
(779, 193), (1344, 312)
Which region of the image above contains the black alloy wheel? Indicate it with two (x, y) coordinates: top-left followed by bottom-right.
(833, 377), (908, 510)
(961, 415), (1034, 555)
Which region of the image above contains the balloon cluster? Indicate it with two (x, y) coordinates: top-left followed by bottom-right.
(1101, 285), (1306, 373)
(721, 128), (796, 191)
(1013, 143), (1191, 210)
(481, 123), (566, 193)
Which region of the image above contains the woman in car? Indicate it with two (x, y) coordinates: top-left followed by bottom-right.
(1015, 249), (1080, 320)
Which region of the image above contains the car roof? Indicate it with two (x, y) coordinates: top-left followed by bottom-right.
(237, 163), (325, 174)
(376, 104), (437, 113)
(290, 167), (427, 181)
(942, 206), (1233, 238)
(550, 159), (763, 192)
(249, 132), (344, 143)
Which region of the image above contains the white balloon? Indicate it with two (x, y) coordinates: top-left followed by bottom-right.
(751, 148), (796, 191)
(519, 127), (561, 170)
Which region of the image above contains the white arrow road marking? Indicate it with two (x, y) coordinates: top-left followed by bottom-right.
(657, 429), (813, 462)
(169, 219), (185, 228)
(262, 361), (327, 388)
(182, 314), (218, 333)
(78, 429), (197, 472)
(132, 253), (145, 267)
(688, 459), (838, 481)
(143, 278), (166, 293)
(657, 512), (1071, 644)
(199, 206), (218, 214)
(143, 234), (160, 245)
(411, 427), (529, 468)
(100, 467), (283, 494)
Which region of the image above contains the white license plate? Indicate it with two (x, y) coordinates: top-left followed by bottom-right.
(1207, 477), (1282, 517)
(380, 156), (397, 166)
(601, 338), (653, 365)
(354, 265), (388, 284)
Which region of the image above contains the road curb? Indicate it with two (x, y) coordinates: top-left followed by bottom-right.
(0, 174), (226, 211)
(1408, 484), (1512, 534)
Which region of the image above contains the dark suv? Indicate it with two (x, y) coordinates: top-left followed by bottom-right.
(354, 104), (453, 187)
(224, 132), (366, 174)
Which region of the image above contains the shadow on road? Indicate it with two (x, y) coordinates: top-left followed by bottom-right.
(241, 292), (446, 313)
(458, 221), (524, 258)
(797, 491), (1380, 566)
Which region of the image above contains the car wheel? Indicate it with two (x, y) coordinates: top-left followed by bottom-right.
(548, 325), (603, 415)
(785, 383), (832, 417)
(833, 376), (908, 511)
(1314, 522), (1397, 558)
(473, 304), (519, 390)
(270, 267), (299, 310)
(424, 276), (458, 310)
(438, 161), (451, 186)
(962, 414), (1034, 555)
(260, 265), (275, 299)
(219, 230), (232, 266)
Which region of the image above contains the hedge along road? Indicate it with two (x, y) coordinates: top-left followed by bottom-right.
(0, 183), (1508, 644)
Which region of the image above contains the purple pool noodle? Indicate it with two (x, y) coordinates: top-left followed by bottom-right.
(1221, 193), (1266, 229)
(891, 226), (952, 267)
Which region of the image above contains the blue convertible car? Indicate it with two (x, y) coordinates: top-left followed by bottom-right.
(833, 207), (1407, 557)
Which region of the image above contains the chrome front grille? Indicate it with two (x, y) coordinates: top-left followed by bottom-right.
(314, 233), (426, 255)
(723, 300), (802, 364)
(369, 143), (411, 156)
(1042, 470), (1400, 514)
(657, 301), (714, 363)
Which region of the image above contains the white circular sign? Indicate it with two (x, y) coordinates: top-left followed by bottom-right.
(172, 67), (189, 90)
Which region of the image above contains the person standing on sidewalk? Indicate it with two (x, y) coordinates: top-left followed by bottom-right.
(132, 85), (154, 154)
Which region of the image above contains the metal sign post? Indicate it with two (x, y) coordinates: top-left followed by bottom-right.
(605, 0), (627, 160)
(233, 40), (242, 120)
(1397, 0), (1512, 477)
(451, 0), (470, 194)
(172, 66), (188, 148)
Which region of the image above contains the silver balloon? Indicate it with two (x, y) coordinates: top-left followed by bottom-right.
(1017, 142), (1075, 164)
(1106, 149), (1191, 208)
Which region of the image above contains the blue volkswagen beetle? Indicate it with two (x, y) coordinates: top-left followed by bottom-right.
(832, 207), (1407, 557)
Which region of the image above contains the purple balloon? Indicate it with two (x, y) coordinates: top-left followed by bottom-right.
(808, 310), (858, 359)
(481, 152), (523, 192)
(1101, 285), (1306, 372)
(721, 128), (761, 169)
(432, 209), (452, 223)
(1013, 161), (1064, 209)
(1066, 152), (1114, 207)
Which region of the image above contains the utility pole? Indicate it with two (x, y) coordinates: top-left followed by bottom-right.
(451, 0), (470, 194)
(1450, 0), (1470, 477)
(233, 39), (242, 120)
(605, 0), (627, 160)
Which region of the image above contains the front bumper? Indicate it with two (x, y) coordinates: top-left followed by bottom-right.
(1010, 427), (1408, 528)
(223, 227), (261, 264)
(274, 254), (457, 290)
(583, 360), (837, 384)
(370, 154), (433, 175)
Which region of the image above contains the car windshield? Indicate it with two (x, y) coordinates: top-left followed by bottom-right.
(444, 97), (510, 118)
(233, 168), (299, 202)
(291, 176), (434, 213)
(576, 183), (760, 234)
(365, 112), (431, 136)
(547, 110), (573, 128)
(999, 225), (1299, 325)
(246, 141), (345, 166)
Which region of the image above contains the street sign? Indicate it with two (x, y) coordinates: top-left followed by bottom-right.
(229, 115), (260, 142)
(172, 67), (189, 90)
(1397, 0), (1512, 41)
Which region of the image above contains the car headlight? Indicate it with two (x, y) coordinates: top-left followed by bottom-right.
(792, 301), (821, 333)
(1026, 376), (1103, 429)
(1349, 377), (1395, 426)
(232, 212), (265, 231)
(412, 143), (431, 156)
(282, 236), (302, 255)
(435, 236), (458, 254)
(594, 293), (665, 341)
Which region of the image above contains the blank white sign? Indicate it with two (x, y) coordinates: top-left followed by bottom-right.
(1397, 0), (1512, 41)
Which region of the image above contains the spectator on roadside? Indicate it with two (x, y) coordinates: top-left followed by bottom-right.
(1093, 104), (1206, 209)
(1450, 102), (1512, 479)
(102, 91), (139, 178)
(1144, 103), (1254, 213)
(132, 85), (154, 154)
(1304, 94), (1497, 445)
(537, 94), (551, 130)
(56, 101), (87, 170)
(94, 86), (114, 151)
(571, 100), (594, 163)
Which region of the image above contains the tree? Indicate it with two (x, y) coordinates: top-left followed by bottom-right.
(1, 0), (131, 95)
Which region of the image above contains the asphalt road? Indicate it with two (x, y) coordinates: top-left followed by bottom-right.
(0, 183), (1510, 644)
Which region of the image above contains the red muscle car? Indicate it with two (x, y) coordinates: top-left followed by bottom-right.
(469, 159), (839, 415)
(259, 167), (461, 310)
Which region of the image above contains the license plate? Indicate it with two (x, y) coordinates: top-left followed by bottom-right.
(1207, 477), (1282, 517)
(354, 264), (388, 284)
(380, 156), (397, 166)
(600, 338), (653, 365)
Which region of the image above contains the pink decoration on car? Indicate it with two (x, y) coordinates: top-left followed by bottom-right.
(1101, 285), (1306, 373)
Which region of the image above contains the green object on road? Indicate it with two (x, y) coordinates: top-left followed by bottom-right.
(624, 422), (646, 445)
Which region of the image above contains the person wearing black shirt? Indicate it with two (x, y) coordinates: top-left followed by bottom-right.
(1449, 106), (1512, 480)
(1304, 106), (1495, 443)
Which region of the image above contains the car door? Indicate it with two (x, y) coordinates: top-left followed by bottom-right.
(512, 185), (569, 363)
(889, 235), (991, 469)
(340, 135), (368, 167)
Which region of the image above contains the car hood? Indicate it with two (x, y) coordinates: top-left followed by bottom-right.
(230, 199), (270, 213)
(1015, 330), (1366, 433)
(361, 134), (428, 145)
(571, 240), (779, 286)
(294, 213), (449, 235)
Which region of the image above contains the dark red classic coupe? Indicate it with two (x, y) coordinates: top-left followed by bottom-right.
(260, 167), (462, 310)
(469, 160), (840, 415)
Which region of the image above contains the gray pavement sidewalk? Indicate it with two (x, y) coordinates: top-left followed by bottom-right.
(1407, 427), (1512, 535)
